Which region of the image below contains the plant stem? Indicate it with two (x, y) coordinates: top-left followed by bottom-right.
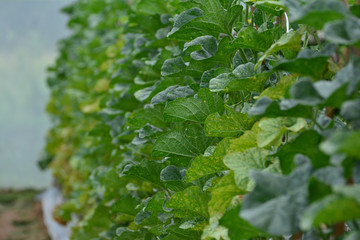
(245, 4), (249, 26)
(303, 31), (309, 49)
(239, 48), (249, 63)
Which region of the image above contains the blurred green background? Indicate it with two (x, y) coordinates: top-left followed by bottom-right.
(0, 0), (71, 189)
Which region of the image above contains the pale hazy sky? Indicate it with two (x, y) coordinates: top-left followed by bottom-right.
(0, 0), (72, 189)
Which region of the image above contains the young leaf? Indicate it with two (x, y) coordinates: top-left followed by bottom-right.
(224, 147), (268, 190)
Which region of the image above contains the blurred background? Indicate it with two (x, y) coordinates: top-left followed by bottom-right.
(0, 0), (72, 189)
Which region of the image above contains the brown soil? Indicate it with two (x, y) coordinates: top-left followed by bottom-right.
(0, 190), (50, 240)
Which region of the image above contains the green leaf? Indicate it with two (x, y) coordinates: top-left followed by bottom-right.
(184, 35), (218, 60)
(164, 97), (211, 123)
(232, 27), (274, 52)
(123, 160), (164, 188)
(341, 99), (360, 129)
(288, 78), (323, 106)
(152, 131), (200, 158)
(324, 16), (360, 47)
(229, 130), (258, 153)
(112, 195), (141, 216)
(128, 105), (166, 130)
(287, 0), (348, 30)
(151, 85), (194, 105)
(256, 30), (302, 69)
(153, 124), (217, 160)
(320, 131), (360, 158)
(259, 74), (297, 100)
(240, 155), (312, 235)
(168, 0), (239, 40)
(186, 155), (227, 182)
(202, 217), (230, 240)
(257, 117), (307, 148)
(160, 165), (188, 191)
(205, 110), (256, 137)
(115, 228), (154, 240)
(248, 97), (313, 118)
(165, 186), (210, 218)
(224, 148), (268, 190)
(161, 57), (188, 76)
(210, 63), (270, 93)
(219, 205), (268, 240)
(273, 47), (335, 78)
(167, 7), (204, 39)
(274, 130), (329, 174)
(163, 89), (224, 123)
(163, 224), (202, 240)
(254, 1), (285, 16)
(135, 0), (169, 15)
(300, 193), (360, 230)
(208, 171), (243, 216)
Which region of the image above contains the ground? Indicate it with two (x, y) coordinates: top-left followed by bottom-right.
(0, 189), (50, 240)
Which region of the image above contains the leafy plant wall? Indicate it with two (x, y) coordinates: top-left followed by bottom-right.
(41, 0), (360, 239)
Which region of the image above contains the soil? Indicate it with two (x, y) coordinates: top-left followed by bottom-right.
(0, 189), (50, 240)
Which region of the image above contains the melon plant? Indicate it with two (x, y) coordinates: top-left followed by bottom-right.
(40, 0), (360, 239)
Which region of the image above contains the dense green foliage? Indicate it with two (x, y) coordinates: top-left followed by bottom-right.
(42, 0), (360, 239)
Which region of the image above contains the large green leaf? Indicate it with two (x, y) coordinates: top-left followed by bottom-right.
(208, 172), (244, 216)
(184, 35), (218, 60)
(232, 27), (274, 52)
(301, 186), (360, 230)
(273, 45), (336, 79)
(254, 1), (285, 16)
(229, 130), (258, 153)
(240, 155), (312, 235)
(324, 16), (360, 47)
(257, 117), (307, 148)
(259, 74), (297, 100)
(186, 155), (227, 182)
(205, 110), (256, 137)
(123, 159), (165, 188)
(161, 57), (188, 76)
(248, 97), (314, 118)
(275, 130), (329, 174)
(128, 105), (166, 130)
(164, 88), (224, 123)
(136, 0), (169, 14)
(320, 131), (360, 158)
(165, 186), (210, 218)
(219, 205), (268, 240)
(151, 85), (194, 105)
(224, 147), (269, 190)
(153, 124), (217, 160)
(256, 30), (302, 69)
(152, 131), (200, 158)
(168, 0), (242, 40)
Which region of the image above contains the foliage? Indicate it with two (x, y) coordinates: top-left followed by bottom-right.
(42, 0), (360, 239)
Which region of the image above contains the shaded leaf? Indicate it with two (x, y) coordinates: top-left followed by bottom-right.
(184, 35), (218, 60)
(240, 155), (312, 235)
